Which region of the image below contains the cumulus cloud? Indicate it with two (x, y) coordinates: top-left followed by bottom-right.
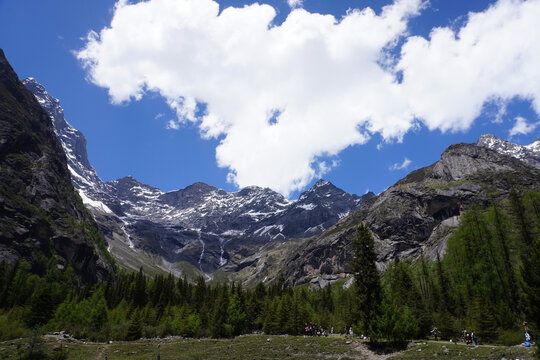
(389, 157), (412, 171)
(398, 0), (540, 133)
(287, 0), (303, 9)
(509, 116), (539, 137)
(77, 0), (540, 196)
(77, 0), (422, 196)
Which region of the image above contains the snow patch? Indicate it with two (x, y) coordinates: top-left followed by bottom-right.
(77, 189), (113, 214)
(297, 203), (317, 211)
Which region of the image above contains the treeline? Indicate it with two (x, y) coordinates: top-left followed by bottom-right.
(0, 190), (538, 346)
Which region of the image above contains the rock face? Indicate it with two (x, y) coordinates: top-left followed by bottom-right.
(24, 77), (374, 279)
(0, 49), (113, 282)
(275, 140), (540, 287)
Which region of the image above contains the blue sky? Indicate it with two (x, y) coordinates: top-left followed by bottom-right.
(1, 0), (539, 198)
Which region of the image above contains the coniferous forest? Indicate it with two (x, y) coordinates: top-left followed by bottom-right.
(0, 191), (538, 350)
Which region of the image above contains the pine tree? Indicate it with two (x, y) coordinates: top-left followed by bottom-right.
(210, 285), (229, 338)
(126, 308), (142, 340)
(351, 223), (382, 335)
(130, 268), (147, 308)
(516, 191), (540, 331)
(26, 282), (53, 327)
(227, 290), (246, 336)
(487, 205), (520, 314)
(89, 290), (108, 331)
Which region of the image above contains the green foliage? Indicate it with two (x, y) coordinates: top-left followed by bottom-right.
(0, 192), (537, 345)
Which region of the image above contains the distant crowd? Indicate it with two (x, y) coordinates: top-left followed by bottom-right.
(303, 323), (370, 340)
(430, 323), (534, 347)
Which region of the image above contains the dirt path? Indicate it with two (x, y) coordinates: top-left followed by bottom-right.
(94, 343), (110, 360)
(351, 342), (404, 360)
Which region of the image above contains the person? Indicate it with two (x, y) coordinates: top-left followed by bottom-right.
(349, 327), (354, 337)
(461, 328), (467, 343)
(471, 331), (477, 345)
(431, 327), (440, 341)
(524, 321), (534, 344)
(466, 333), (472, 345)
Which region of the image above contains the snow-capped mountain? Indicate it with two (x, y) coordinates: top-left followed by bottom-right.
(23, 78), (115, 214)
(24, 78), (374, 278)
(477, 133), (540, 169)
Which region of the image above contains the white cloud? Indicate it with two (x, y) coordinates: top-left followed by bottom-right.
(389, 157), (412, 171)
(509, 116), (539, 137)
(166, 119), (180, 130)
(287, 0), (303, 9)
(77, 0), (540, 196)
(77, 0), (422, 196)
(398, 0), (540, 133)
(154, 112), (165, 120)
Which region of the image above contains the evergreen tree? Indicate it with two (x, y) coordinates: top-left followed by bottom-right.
(89, 290), (108, 332)
(351, 223), (382, 335)
(487, 205), (520, 313)
(227, 290), (246, 336)
(26, 282), (53, 327)
(515, 191), (540, 331)
(130, 268), (147, 308)
(126, 308), (142, 340)
(210, 285), (230, 338)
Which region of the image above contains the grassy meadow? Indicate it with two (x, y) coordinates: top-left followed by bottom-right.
(0, 335), (535, 360)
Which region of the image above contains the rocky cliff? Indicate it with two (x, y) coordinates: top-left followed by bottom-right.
(0, 49), (114, 282)
(272, 139), (540, 287)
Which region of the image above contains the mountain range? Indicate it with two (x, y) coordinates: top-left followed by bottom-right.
(23, 77), (374, 281)
(1, 47), (538, 288)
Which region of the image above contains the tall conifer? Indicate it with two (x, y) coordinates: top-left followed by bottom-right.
(351, 223), (381, 334)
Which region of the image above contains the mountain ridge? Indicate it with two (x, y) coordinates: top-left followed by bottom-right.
(23, 77), (373, 280)
(271, 138), (540, 287)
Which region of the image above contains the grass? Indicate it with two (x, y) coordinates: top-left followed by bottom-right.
(0, 336), (535, 360)
(390, 340), (536, 360)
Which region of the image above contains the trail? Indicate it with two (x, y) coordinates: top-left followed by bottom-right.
(94, 343), (109, 360)
(351, 342), (404, 360)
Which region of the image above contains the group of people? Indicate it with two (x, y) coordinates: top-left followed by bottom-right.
(304, 323), (329, 337)
(303, 323), (369, 339)
(460, 329), (478, 345)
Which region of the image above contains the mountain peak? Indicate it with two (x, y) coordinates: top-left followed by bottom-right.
(476, 133), (540, 169)
(313, 179), (332, 187)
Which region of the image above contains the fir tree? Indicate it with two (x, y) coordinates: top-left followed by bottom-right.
(126, 308), (142, 340)
(351, 223), (382, 335)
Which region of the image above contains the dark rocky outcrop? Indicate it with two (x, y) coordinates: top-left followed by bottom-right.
(0, 49), (114, 282)
(276, 141), (540, 287)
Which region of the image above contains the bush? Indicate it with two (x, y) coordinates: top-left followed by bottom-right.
(497, 328), (526, 346)
(0, 308), (30, 340)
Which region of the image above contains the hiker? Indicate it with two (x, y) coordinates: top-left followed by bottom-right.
(431, 327), (440, 341)
(466, 333), (472, 345)
(524, 321), (534, 344)
(471, 331), (477, 345)
(461, 328), (467, 343)
(349, 327), (354, 337)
